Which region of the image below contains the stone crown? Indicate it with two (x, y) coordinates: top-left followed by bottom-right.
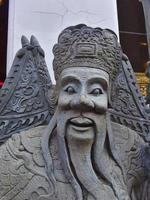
(53, 24), (122, 81)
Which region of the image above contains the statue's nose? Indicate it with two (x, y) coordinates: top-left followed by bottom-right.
(70, 94), (94, 111)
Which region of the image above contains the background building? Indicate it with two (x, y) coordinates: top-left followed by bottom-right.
(117, 0), (149, 96)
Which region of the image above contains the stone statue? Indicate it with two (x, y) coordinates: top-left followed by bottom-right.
(0, 24), (150, 200)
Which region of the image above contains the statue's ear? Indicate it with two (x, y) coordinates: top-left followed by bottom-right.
(0, 36), (54, 143)
(109, 53), (150, 141)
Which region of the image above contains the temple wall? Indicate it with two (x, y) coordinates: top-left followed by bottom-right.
(7, 0), (119, 83)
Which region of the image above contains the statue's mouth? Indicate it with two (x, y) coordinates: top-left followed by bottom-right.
(69, 117), (93, 131)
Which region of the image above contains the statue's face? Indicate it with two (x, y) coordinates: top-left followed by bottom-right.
(57, 67), (109, 132)
(58, 67), (109, 114)
(54, 67), (110, 199)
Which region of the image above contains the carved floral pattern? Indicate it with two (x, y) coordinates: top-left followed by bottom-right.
(0, 37), (53, 142)
(110, 56), (150, 139)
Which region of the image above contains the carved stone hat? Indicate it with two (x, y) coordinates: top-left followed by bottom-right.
(53, 24), (122, 81)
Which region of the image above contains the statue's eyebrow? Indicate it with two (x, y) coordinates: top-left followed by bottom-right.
(87, 77), (108, 90)
(60, 75), (80, 85)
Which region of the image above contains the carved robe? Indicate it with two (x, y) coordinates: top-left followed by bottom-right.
(0, 122), (148, 200)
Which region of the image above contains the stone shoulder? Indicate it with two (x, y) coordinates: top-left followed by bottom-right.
(111, 121), (145, 146)
(110, 121), (147, 187)
(0, 125), (52, 200)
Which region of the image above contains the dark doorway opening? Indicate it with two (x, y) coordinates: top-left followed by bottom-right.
(0, 0), (9, 86)
(117, 0), (148, 73)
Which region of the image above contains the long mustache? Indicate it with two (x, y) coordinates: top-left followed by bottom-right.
(42, 109), (83, 199)
(56, 110), (83, 200)
(41, 109), (58, 195)
(93, 112), (130, 200)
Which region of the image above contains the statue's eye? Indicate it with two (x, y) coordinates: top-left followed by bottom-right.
(65, 86), (76, 94)
(90, 88), (103, 95)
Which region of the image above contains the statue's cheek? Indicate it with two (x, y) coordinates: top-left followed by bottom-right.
(57, 94), (72, 110)
(93, 95), (108, 113)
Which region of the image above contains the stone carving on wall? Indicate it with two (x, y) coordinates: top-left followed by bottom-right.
(0, 24), (150, 200)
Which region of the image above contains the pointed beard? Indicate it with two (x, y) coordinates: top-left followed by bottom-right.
(56, 111), (116, 200)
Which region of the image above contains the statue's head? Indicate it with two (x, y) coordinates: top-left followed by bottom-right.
(44, 24), (123, 199)
(52, 24), (122, 117)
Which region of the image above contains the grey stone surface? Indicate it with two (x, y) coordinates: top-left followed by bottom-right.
(0, 24), (150, 199)
(0, 36), (53, 143)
